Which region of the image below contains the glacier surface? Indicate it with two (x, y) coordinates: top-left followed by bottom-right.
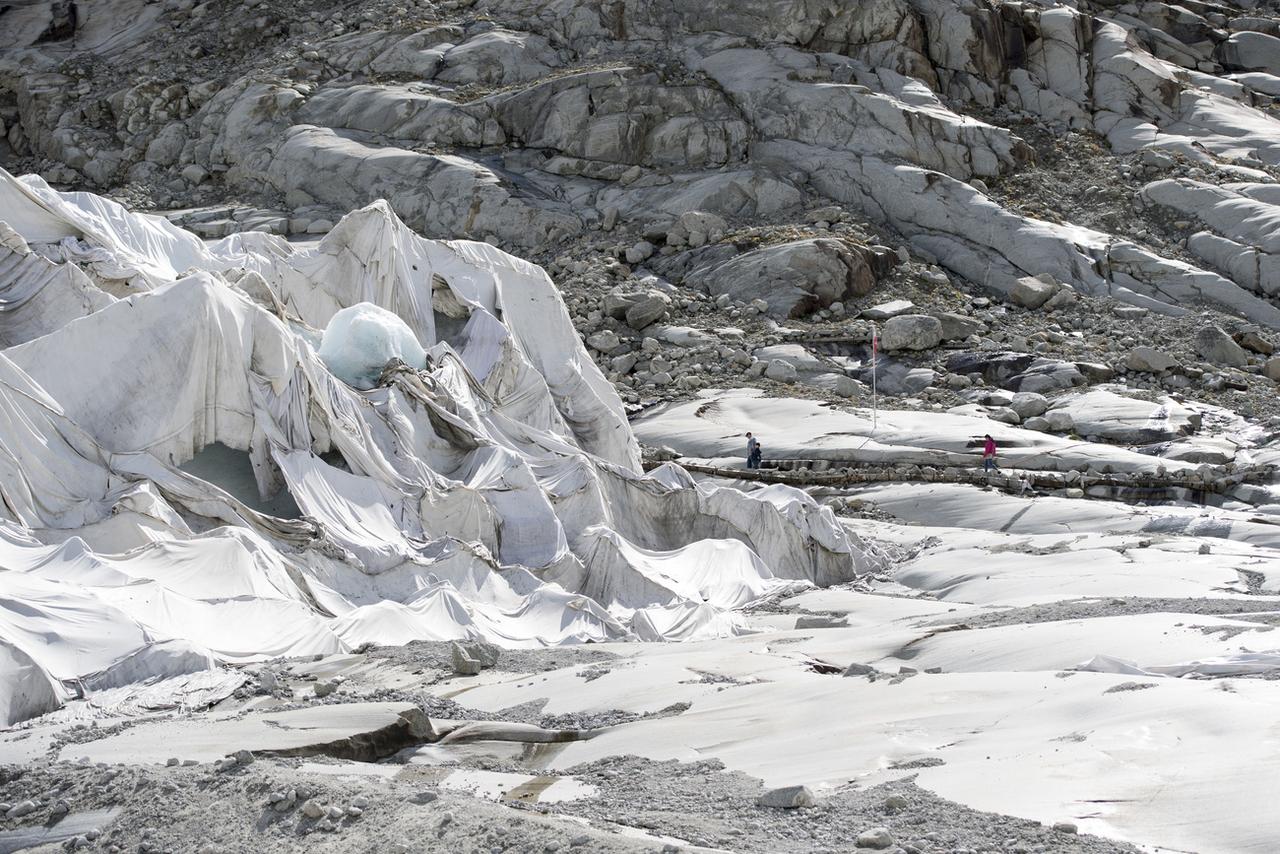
(0, 167), (876, 725)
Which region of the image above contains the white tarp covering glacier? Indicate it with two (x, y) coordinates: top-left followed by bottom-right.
(0, 167), (877, 725)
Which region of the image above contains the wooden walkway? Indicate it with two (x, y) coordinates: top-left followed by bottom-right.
(642, 455), (1275, 501)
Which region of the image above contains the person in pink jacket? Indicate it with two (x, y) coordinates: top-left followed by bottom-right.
(982, 434), (997, 472)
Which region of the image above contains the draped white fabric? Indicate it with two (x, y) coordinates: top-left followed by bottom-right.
(0, 169), (876, 724)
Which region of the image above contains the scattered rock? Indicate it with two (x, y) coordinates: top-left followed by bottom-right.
(855, 826), (895, 849)
(1010, 275), (1059, 309)
(686, 238), (875, 319)
(757, 786), (816, 809)
(450, 642), (483, 676)
(1194, 325), (1248, 367)
(1045, 410), (1075, 431)
(625, 295), (669, 330)
(862, 299), (915, 321)
(1235, 330), (1274, 355)
(1125, 347), (1179, 373)
(1023, 415), (1050, 431)
(585, 330), (622, 354)
(624, 241), (655, 265)
(764, 359), (798, 382)
(1010, 392), (1048, 419)
(882, 794), (908, 812)
(931, 311), (983, 340)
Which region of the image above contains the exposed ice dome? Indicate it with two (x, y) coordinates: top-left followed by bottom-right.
(318, 302), (427, 390)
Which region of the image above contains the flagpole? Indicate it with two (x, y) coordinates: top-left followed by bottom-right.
(871, 321), (878, 432)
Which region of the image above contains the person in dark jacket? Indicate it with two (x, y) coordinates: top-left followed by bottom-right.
(750, 442), (763, 470)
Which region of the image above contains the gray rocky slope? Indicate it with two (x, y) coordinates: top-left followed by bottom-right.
(5, 0), (1280, 425)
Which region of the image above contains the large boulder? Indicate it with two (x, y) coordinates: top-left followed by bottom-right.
(686, 238), (875, 319)
(752, 344), (836, 377)
(667, 211), (728, 248)
(1048, 390), (1195, 443)
(856, 827), (895, 849)
(1194, 325), (1248, 367)
(930, 311), (983, 340)
(624, 295), (670, 330)
(144, 122), (187, 166)
(435, 29), (561, 86)
(603, 289), (671, 330)
(764, 359), (798, 382)
(1010, 275), (1060, 309)
(806, 372), (862, 398)
(1235, 329), (1274, 355)
(1010, 392), (1049, 419)
(1009, 359), (1085, 393)
(1045, 410), (1075, 432)
(1218, 31), (1280, 76)
(946, 351), (1037, 386)
(586, 330), (623, 354)
(945, 351), (1086, 392)
(1075, 362), (1116, 383)
(758, 786), (816, 809)
(862, 299), (914, 320)
(879, 314), (942, 351)
(858, 360), (936, 394)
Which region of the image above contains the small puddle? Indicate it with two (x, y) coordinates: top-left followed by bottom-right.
(501, 775), (559, 803)
(423, 768), (598, 804)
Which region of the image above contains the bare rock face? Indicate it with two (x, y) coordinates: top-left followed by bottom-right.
(1143, 180), (1280, 299)
(8, 0), (1280, 332)
(686, 238), (875, 319)
(1217, 31), (1280, 76)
